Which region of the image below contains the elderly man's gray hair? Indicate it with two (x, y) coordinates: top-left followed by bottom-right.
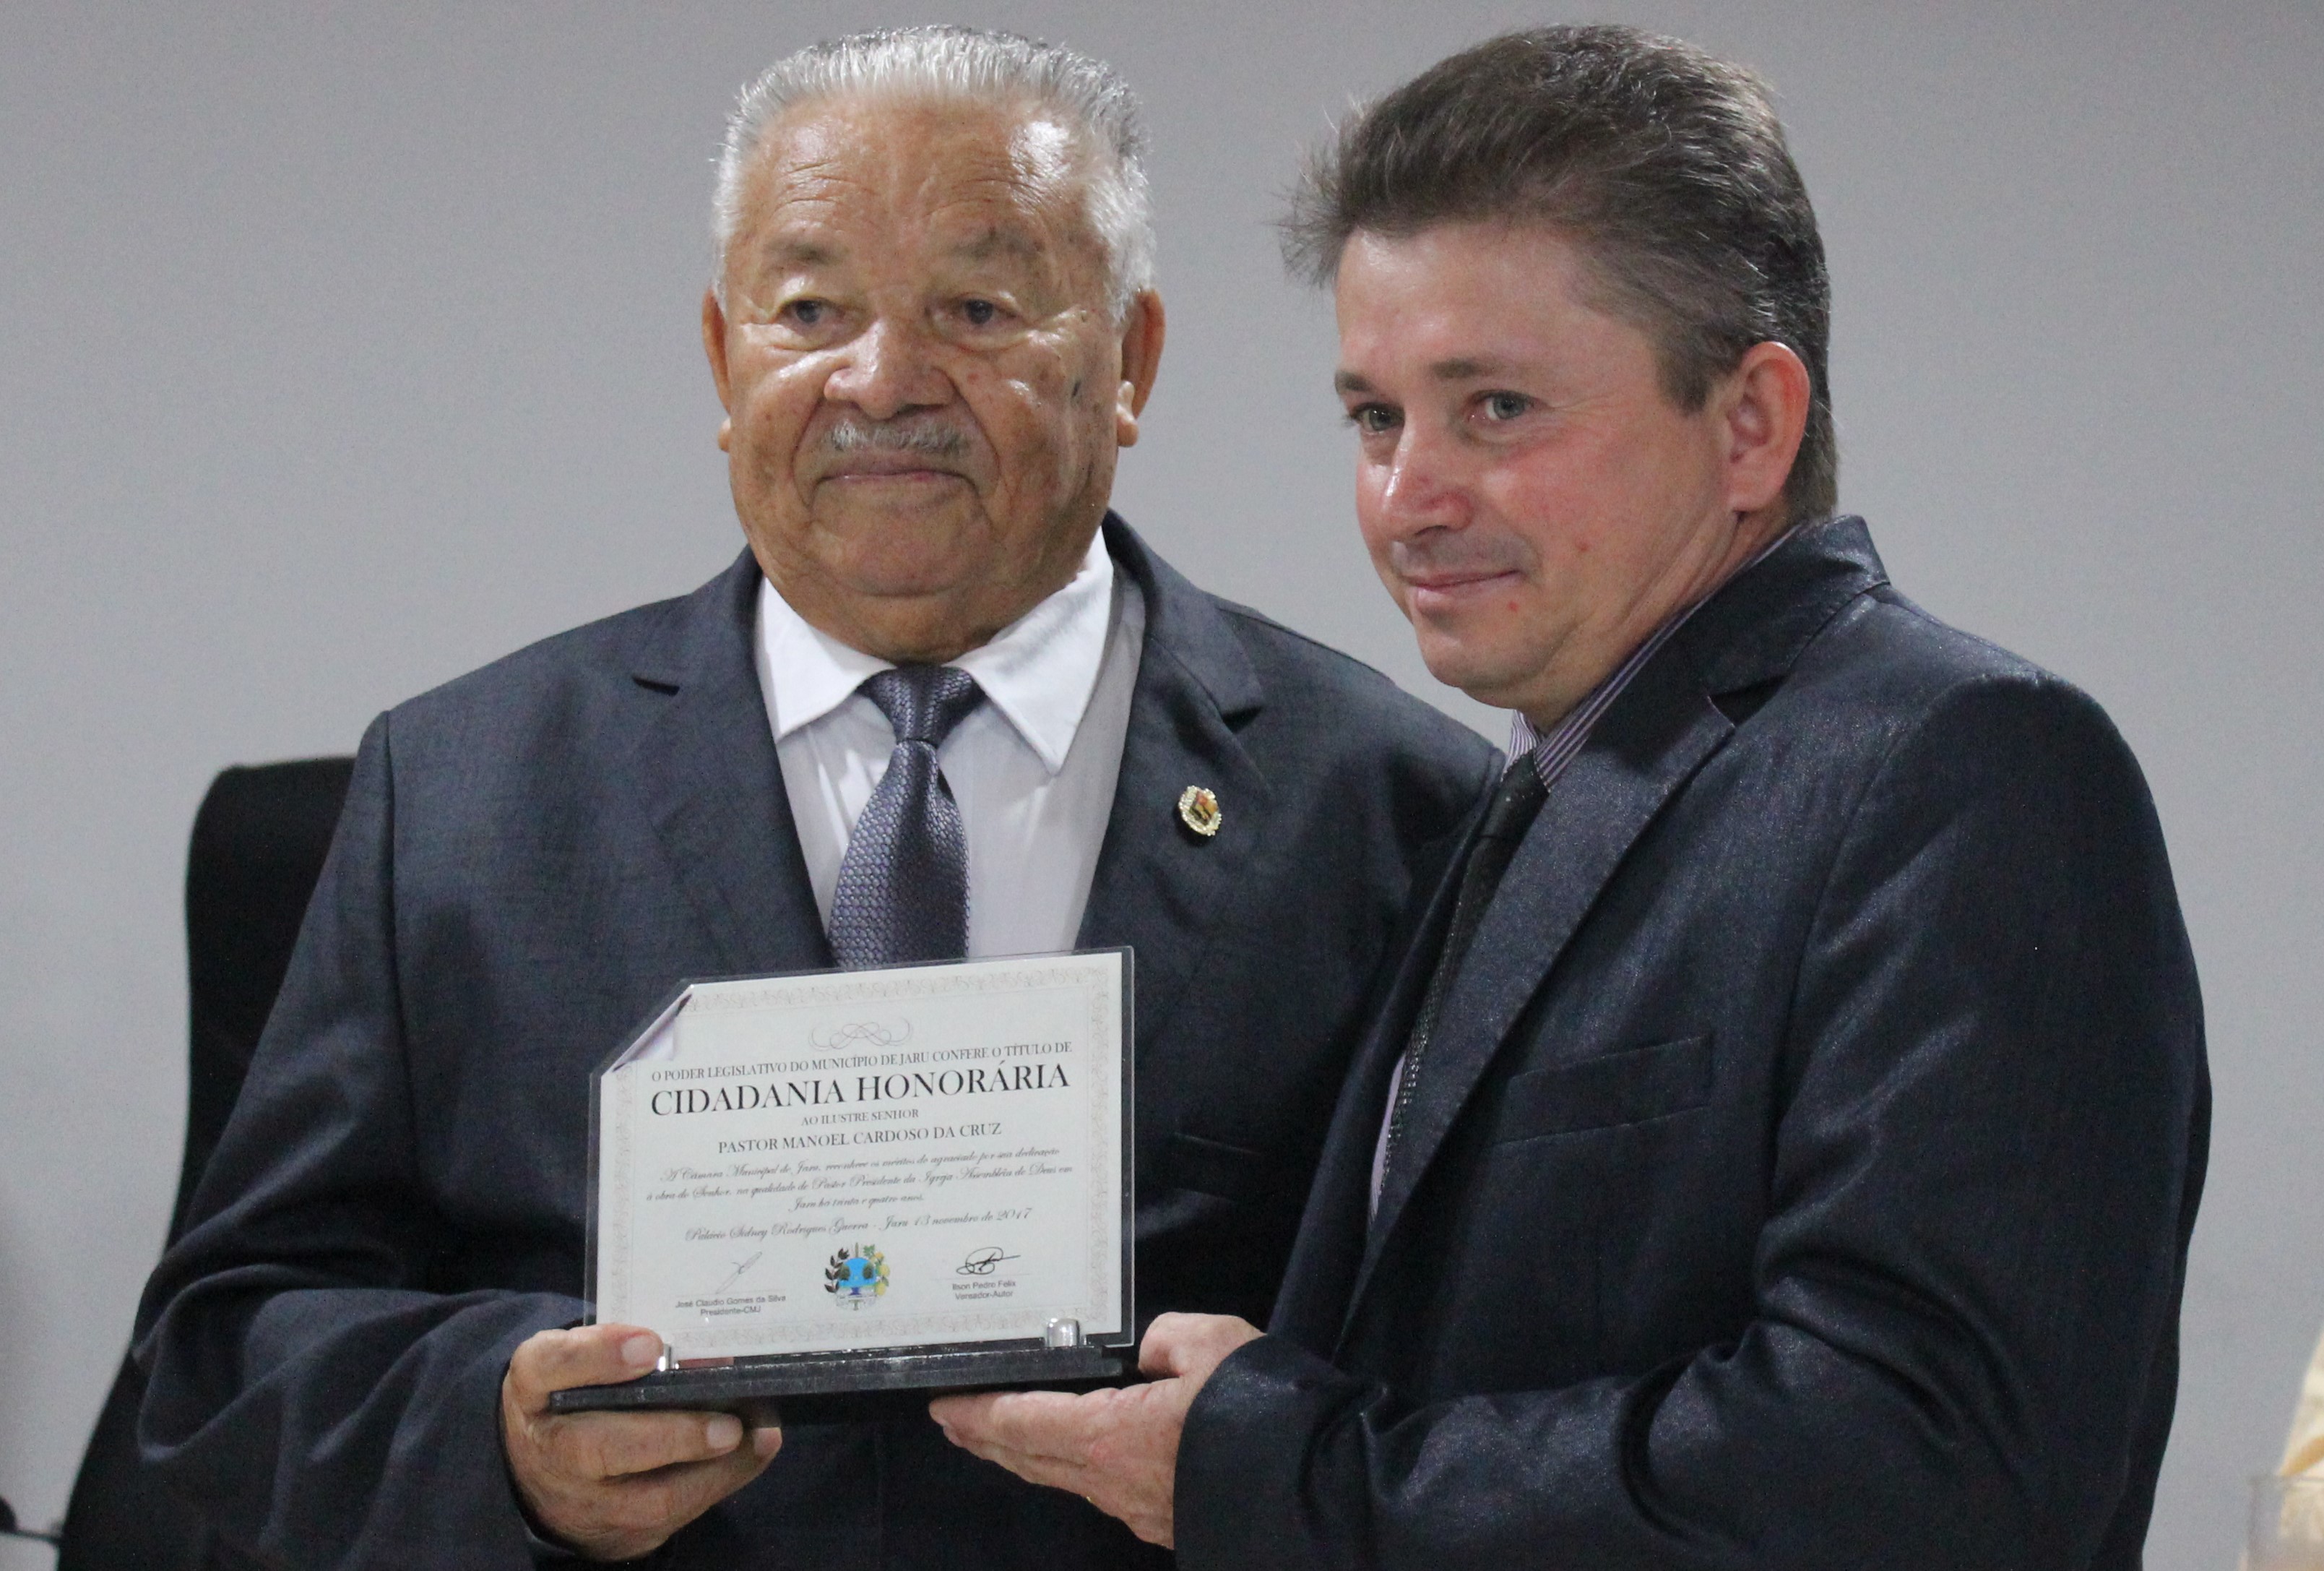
(712, 25), (1156, 320)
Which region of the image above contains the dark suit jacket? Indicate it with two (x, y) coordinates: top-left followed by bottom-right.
(1179, 517), (2208, 1570)
(135, 517), (1496, 1570)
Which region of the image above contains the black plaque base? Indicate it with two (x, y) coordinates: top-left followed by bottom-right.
(546, 1344), (1128, 1426)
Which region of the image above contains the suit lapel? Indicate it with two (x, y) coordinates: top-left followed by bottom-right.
(1350, 654), (1735, 1311)
(1075, 517), (1269, 1048)
(1341, 516), (1894, 1329)
(622, 549), (833, 978)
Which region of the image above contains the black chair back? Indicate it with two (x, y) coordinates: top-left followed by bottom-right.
(57, 757), (354, 1570)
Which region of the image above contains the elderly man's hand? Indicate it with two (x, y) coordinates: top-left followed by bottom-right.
(501, 1325), (780, 1561)
(929, 1312), (1263, 1548)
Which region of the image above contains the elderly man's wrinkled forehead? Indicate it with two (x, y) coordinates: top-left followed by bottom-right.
(728, 92), (1110, 285)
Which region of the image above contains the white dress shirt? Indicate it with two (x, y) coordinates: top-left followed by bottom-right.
(753, 531), (1145, 959)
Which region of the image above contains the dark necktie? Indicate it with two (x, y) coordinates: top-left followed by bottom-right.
(1378, 755), (1550, 1191)
(827, 665), (985, 969)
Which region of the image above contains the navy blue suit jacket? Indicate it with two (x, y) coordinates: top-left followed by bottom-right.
(136, 517), (1496, 1569)
(1179, 517), (2208, 1570)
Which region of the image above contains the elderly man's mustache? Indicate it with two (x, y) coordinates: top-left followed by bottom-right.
(822, 416), (971, 461)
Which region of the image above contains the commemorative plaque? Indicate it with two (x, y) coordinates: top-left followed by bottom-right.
(550, 949), (1133, 1424)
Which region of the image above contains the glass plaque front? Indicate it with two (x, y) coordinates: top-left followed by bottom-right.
(555, 950), (1133, 1422)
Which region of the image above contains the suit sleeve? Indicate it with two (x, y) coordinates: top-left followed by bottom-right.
(1176, 673), (2207, 1570)
(136, 712), (583, 1569)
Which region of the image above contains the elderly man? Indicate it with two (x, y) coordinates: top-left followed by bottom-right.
(936, 26), (2209, 1569)
(135, 27), (1492, 1568)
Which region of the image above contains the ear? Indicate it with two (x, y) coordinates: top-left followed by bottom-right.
(1716, 340), (1812, 518)
(702, 287), (735, 452)
(1113, 290), (1167, 448)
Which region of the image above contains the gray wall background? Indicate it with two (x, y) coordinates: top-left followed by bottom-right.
(2, 2), (2316, 1563)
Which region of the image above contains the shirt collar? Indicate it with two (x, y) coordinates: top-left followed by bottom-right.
(1509, 521), (1803, 774)
(756, 530), (1117, 777)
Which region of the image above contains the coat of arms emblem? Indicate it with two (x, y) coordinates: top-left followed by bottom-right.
(824, 1243), (890, 1307)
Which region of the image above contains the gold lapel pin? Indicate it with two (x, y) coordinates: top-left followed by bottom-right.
(1177, 786), (1222, 838)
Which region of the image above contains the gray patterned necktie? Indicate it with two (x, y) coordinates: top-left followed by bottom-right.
(828, 665), (986, 968)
